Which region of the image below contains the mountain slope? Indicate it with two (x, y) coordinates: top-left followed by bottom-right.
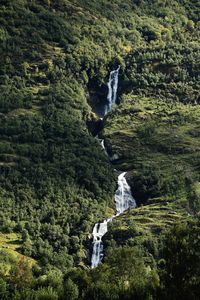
(0, 0), (200, 299)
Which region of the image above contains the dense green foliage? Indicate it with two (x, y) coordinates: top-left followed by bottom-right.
(0, 0), (117, 272)
(103, 96), (200, 211)
(0, 0), (200, 299)
(1, 219), (200, 299)
(124, 43), (200, 104)
(160, 220), (200, 300)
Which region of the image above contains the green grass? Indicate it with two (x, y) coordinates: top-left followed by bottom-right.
(104, 200), (190, 256)
(0, 233), (36, 275)
(103, 95), (200, 211)
(0, 232), (21, 252)
(102, 95), (200, 252)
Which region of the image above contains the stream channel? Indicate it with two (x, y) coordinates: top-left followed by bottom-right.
(91, 66), (137, 268)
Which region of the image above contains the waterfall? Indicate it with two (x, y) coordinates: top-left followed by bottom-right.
(100, 139), (109, 156)
(115, 172), (136, 215)
(91, 220), (108, 268)
(104, 66), (120, 115)
(91, 172), (136, 268)
(95, 137), (109, 156)
(100, 139), (105, 150)
(91, 64), (136, 268)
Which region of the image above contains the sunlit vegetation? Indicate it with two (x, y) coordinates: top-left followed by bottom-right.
(0, 0), (200, 299)
(103, 96), (200, 211)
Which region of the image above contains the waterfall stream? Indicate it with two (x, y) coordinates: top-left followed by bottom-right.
(91, 66), (136, 268)
(91, 220), (109, 268)
(104, 66), (120, 115)
(91, 171), (136, 268)
(115, 172), (136, 215)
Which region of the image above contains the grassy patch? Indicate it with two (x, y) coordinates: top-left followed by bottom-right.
(0, 232), (36, 275)
(103, 96), (199, 255)
(103, 96), (200, 214)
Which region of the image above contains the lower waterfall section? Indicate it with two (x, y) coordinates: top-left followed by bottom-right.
(91, 220), (109, 268)
(91, 172), (136, 268)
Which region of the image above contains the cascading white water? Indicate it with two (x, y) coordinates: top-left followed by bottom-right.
(91, 172), (136, 268)
(95, 137), (109, 156)
(104, 66), (120, 115)
(91, 220), (108, 268)
(91, 66), (136, 268)
(100, 139), (105, 150)
(100, 139), (109, 156)
(115, 172), (136, 215)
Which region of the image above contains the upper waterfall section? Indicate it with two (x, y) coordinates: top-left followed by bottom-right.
(104, 66), (120, 116)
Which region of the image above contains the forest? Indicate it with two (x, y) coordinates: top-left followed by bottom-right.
(0, 0), (200, 299)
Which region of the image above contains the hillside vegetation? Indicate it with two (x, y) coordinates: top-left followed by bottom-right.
(103, 96), (200, 211)
(0, 0), (200, 299)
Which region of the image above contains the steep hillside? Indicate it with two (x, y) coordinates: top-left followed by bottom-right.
(103, 95), (200, 266)
(0, 0), (200, 299)
(103, 96), (200, 211)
